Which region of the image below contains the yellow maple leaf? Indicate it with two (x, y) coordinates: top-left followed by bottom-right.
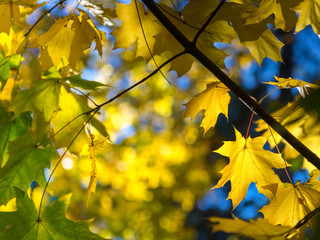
(85, 128), (111, 207)
(213, 128), (287, 208)
(263, 76), (319, 98)
(111, 0), (162, 60)
(29, 10), (104, 69)
(213, 1), (284, 64)
(294, 0), (320, 34)
(183, 81), (230, 134)
(0, 4), (19, 35)
(210, 217), (295, 240)
(261, 170), (320, 227)
(244, 0), (299, 31)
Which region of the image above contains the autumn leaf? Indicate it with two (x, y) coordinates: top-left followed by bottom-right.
(0, 132), (59, 205)
(210, 217), (295, 240)
(244, 0), (300, 31)
(183, 81), (230, 134)
(263, 76), (319, 98)
(0, 189), (106, 239)
(29, 10), (104, 69)
(0, 4), (19, 35)
(212, 1), (284, 64)
(294, 0), (320, 34)
(213, 128), (287, 208)
(261, 170), (320, 227)
(111, 0), (163, 60)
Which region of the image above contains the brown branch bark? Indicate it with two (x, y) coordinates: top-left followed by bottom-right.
(141, 0), (320, 169)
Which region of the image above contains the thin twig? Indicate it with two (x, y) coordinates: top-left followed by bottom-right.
(192, 0), (225, 44)
(96, 51), (186, 110)
(38, 108), (99, 217)
(134, 0), (171, 84)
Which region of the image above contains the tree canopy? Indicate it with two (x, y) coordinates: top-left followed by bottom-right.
(1, 0), (320, 239)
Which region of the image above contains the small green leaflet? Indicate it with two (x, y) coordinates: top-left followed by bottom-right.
(0, 189), (106, 240)
(65, 75), (109, 90)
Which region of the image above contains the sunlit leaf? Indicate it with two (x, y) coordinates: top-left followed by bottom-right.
(29, 10), (104, 69)
(263, 76), (318, 97)
(294, 0), (320, 34)
(213, 128), (287, 208)
(0, 4), (19, 35)
(9, 78), (60, 122)
(111, 0), (163, 60)
(66, 75), (109, 90)
(0, 189), (106, 239)
(210, 217), (295, 240)
(0, 132), (59, 205)
(261, 170), (320, 227)
(244, 0), (300, 31)
(183, 81), (230, 134)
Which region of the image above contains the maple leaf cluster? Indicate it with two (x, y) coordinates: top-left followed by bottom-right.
(0, 0), (320, 239)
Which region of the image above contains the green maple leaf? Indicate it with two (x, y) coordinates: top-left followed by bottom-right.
(0, 132), (59, 205)
(9, 78), (60, 122)
(0, 106), (31, 167)
(0, 189), (106, 240)
(65, 75), (109, 90)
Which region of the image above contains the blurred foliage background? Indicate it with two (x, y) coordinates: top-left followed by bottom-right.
(3, 0), (320, 239)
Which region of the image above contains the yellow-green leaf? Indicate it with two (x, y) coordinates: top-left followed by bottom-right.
(9, 78), (60, 122)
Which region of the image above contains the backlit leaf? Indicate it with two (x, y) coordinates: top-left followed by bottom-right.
(0, 132), (59, 205)
(183, 81), (230, 134)
(29, 10), (104, 69)
(213, 128), (287, 208)
(0, 4), (19, 35)
(0, 189), (105, 239)
(210, 217), (294, 240)
(9, 78), (60, 122)
(244, 0), (299, 31)
(261, 172), (320, 227)
(111, 0), (162, 60)
(263, 76), (318, 97)
(294, 0), (320, 34)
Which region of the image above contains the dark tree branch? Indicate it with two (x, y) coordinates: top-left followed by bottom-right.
(141, 0), (320, 169)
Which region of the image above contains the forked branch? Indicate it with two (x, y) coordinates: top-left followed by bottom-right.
(141, 0), (320, 169)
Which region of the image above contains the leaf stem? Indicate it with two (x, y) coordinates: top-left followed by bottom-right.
(134, 0), (171, 84)
(38, 108), (99, 217)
